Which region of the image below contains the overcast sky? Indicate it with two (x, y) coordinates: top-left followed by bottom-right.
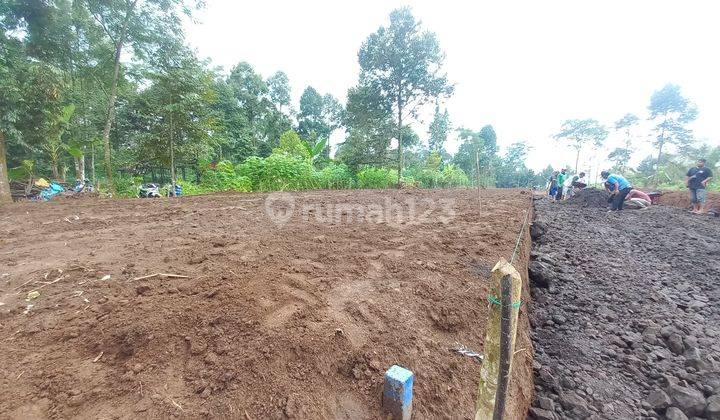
(184, 0), (720, 171)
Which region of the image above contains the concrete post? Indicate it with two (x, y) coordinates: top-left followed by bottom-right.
(382, 365), (414, 420)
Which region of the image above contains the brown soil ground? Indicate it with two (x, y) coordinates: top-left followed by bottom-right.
(0, 188), (533, 419)
(655, 190), (720, 211)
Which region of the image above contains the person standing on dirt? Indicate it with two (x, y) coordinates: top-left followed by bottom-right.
(547, 171), (559, 200)
(601, 170), (633, 211)
(555, 169), (568, 201)
(686, 159), (713, 214)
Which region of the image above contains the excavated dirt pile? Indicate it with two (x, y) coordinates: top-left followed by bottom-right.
(658, 190), (720, 213)
(0, 189), (534, 419)
(528, 197), (720, 419)
(566, 188), (610, 208)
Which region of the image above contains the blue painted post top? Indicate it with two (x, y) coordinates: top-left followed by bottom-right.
(382, 365), (414, 420)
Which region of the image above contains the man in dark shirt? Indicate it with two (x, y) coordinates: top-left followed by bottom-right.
(686, 159), (713, 214)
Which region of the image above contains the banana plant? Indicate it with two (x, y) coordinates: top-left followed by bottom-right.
(302, 137), (327, 162)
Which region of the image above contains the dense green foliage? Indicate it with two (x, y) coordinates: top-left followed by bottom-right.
(356, 167), (399, 189)
(200, 161), (252, 193)
(1, 4), (716, 202)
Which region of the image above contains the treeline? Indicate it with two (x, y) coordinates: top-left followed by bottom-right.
(0, 2), (550, 201)
(552, 84), (720, 190)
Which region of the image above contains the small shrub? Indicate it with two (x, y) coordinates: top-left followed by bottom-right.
(356, 167), (398, 189)
(235, 156), (265, 188)
(405, 166), (442, 188)
(200, 160), (252, 192)
(175, 180), (207, 195)
(113, 175), (143, 198)
(237, 154), (317, 191)
(317, 163), (355, 189)
(273, 130), (311, 159)
(400, 176), (420, 188)
(440, 165), (470, 188)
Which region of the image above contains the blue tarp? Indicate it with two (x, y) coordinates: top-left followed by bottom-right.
(40, 183), (65, 201)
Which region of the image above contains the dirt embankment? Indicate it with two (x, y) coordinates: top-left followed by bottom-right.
(0, 188), (535, 419)
(656, 190), (720, 211)
(528, 197), (720, 419)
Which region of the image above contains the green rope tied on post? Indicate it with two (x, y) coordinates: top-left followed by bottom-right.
(487, 295), (523, 309)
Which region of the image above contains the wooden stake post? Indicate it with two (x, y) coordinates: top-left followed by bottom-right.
(475, 149), (481, 200)
(475, 258), (522, 420)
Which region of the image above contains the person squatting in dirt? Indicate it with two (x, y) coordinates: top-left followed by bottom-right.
(686, 158), (713, 214)
(564, 171), (587, 199)
(601, 170), (633, 211)
(624, 188), (652, 209)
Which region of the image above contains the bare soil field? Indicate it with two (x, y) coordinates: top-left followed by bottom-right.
(0, 188), (533, 419)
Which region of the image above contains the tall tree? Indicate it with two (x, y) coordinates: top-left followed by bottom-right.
(0, 0), (73, 200)
(609, 113), (639, 174)
(0, 29), (23, 202)
(227, 61), (269, 153)
(132, 46), (217, 186)
(267, 71), (291, 114)
(357, 7), (453, 187)
(44, 104), (76, 180)
(210, 78), (253, 161)
(453, 125), (499, 187)
(615, 113), (639, 147)
(607, 147), (632, 173)
(86, 0), (201, 192)
(297, 86), (324, 141)
(336, 84), (395, 169)
(428, 102), (450, 153)
(553, 119), (608, 172)
(648, 83), (698, 184)
(297, 86), (342, 156)
(496, 142), (535, 188)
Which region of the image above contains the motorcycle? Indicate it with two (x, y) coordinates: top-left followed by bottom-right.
(73, 179), (94, 193)
(138, 183), (161, 198)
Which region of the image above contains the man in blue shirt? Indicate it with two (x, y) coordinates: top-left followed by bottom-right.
(601, 170), (633, 211)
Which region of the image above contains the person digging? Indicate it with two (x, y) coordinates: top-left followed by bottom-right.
(624, 189), (652, 209)
(601, 170), (633, 211)
(567, 171), (587, 198)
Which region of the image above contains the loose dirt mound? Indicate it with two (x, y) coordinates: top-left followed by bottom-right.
(566, 188), (610, 208)
(0, 189), (534, 419)
(528, 198), (720, 419)
(657, 189), (720, 212)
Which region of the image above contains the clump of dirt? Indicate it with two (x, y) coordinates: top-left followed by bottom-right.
(566, 188), (610, 208)
(528, 197), (720, 419)
(0, 188), (534, 419)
